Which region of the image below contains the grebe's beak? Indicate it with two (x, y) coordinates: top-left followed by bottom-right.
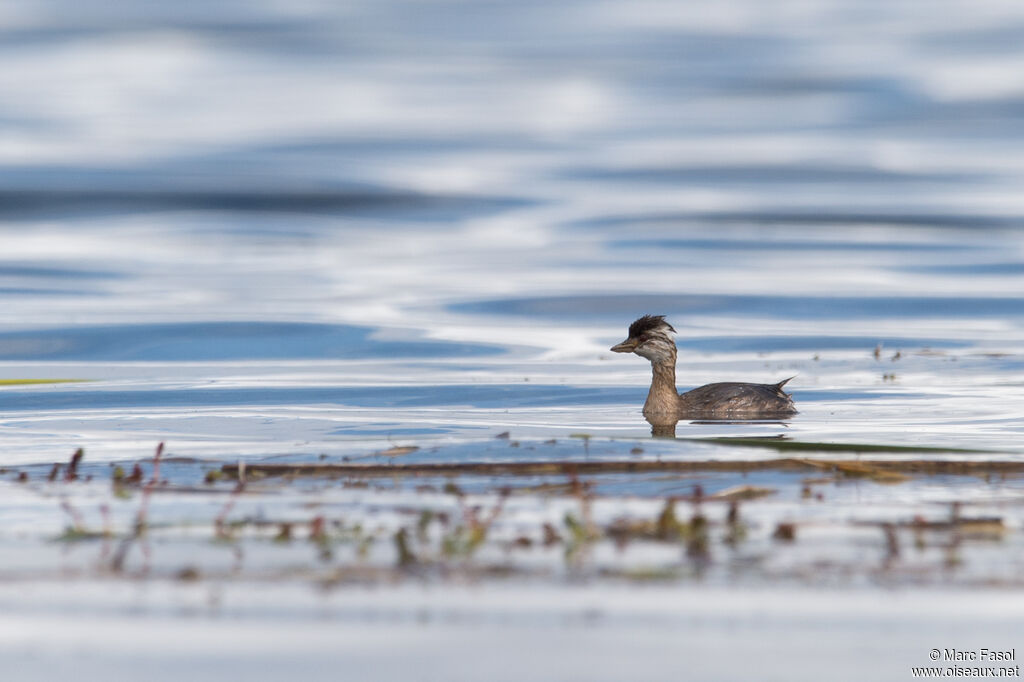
(610, 338), (638, 353)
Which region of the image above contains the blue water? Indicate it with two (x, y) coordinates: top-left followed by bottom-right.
(5, 8), (1024, 680)
(0, 0), (1021, 463)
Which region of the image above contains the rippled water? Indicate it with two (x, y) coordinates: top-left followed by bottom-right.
(1, 2), (1023, 462)
(3, 1), (1024, 679)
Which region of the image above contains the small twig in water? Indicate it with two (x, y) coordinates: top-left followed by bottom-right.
(214, 459), (246, 539)
(64, 449), (84, 482)
(110, 442), (164, 573)
(135, 442), (165, 534)
(60, 500), (87, 535)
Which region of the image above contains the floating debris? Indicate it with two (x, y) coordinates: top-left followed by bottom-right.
(858, 516), (1007, 538)
(221, 456), (1024, 480)
(64, 449), (83, 482)
(773, 523), (797, 542)
(723, 502), (746, 546)
(709, 485), (776, 501)
(656, 499), (684, 541)
(376, 446), (419, 458)
(274, 523), (293, 543)
(805, 459), (910, 484)
(16, 440), (1024, 589)
(685, 513), (710, 561)
(535, 524), (559, 548)
(394, 528), (416, 567)
(175, 566), (201, 582)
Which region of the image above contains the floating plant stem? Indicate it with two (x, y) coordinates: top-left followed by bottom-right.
(222, 458), (1024, 480)
(0, 379), (88, 386)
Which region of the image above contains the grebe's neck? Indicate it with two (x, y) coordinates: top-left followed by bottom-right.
(643, 350), (679, 417)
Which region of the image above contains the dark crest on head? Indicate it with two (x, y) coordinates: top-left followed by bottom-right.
(628, 314), (675, 338)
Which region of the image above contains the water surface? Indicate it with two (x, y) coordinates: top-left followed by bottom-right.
(2, 1), (1024, 679)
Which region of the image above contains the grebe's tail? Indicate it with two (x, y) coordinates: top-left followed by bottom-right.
(774, 376), (796, 393)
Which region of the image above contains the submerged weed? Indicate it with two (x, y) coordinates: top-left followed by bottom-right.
(416, 509), (434, 543)
(395, 528), (417, 567)
(274, 523), (293, 543)
(723, 502), (747, 547)
(564, 512), (599, 564)
(64, 449), (83, 482)
(310, 516), (332, 561)
(685, 513), (710, 563)
(773, 523), (797, 542)
(655, 498), (684, 541)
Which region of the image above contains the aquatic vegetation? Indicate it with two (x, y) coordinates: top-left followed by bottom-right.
(64, 449), (83, 482)
(1, 434), (1021, 589)
(0, 379), (87, 386)
(772, 523), (797, 542)
(220, 455), (1024, 480)
(723, 502), (747, 547)
(709, 485), (776, 501)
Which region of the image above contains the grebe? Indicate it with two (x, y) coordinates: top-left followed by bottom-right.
(611, 315), (796, 419)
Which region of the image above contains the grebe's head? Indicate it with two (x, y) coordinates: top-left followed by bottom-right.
(610, 314), (677, 363)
